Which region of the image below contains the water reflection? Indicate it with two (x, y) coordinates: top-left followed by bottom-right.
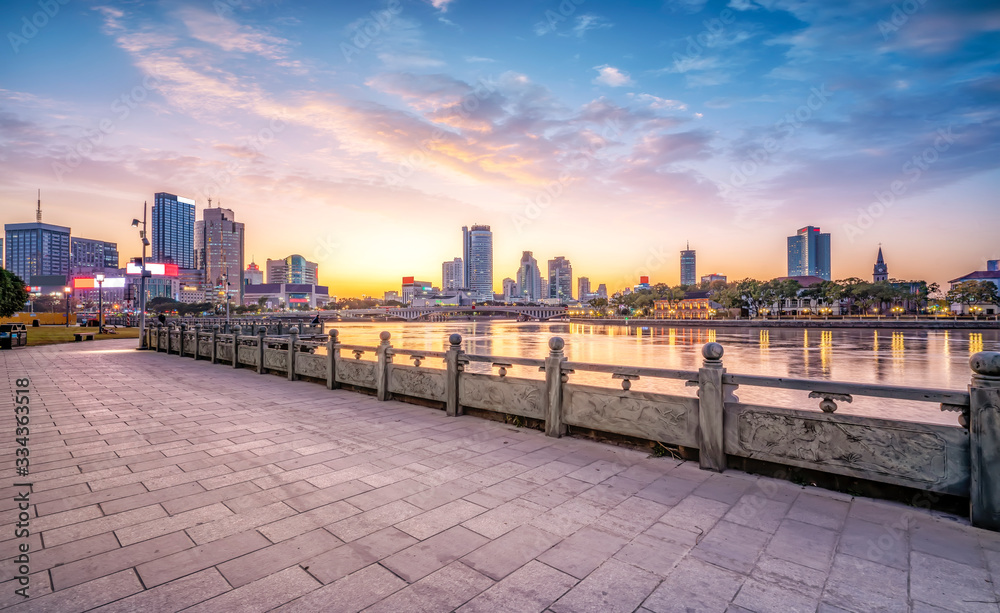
(323, 321), (999, 424)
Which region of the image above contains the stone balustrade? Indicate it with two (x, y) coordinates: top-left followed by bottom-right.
(145, 324), (1000, 531)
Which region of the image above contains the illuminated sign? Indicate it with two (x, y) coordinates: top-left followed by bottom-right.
(288, 292), (309, 303)
(73, 277), (126, 289)
(126, 263), (178, 276)
(177, 196), (195, 205)
(640, 276), (649, 284)
(402, 276), (415, 284)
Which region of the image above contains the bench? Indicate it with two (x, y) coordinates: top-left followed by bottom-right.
(74, 333), (95, 342)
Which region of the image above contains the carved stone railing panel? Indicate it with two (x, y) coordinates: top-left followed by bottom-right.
(388, 365), (447, 402)
(238, 345), (258, 366)
(724, 403), (970, 495)
(183, 335), (196, 356)
(216, 343), (234, 364)
(337, 359), (378, 389)
(459, 373), (545, 419)
(169, 333), (180, 353)
(264, 348), (287, 371)
(199, 338), (213, 357)
(295, 353), (327, 379)
(563, 383), (699, 448)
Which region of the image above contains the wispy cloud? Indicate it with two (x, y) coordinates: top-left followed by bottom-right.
(570, 14), (613, 38)
(593, 65), (634, 87)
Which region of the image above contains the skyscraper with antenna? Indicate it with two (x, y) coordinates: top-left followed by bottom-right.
(4, 191), (71, 280)
(680, 241), (696, 286)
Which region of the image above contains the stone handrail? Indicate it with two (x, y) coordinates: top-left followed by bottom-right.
(143, 324), (1000, 531)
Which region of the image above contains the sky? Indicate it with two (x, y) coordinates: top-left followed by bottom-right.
(1, 0), (998, 296)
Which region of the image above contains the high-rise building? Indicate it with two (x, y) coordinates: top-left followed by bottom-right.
(245, 261), (264, 285)
(787, 226), (831, 280)
(4, 196), (70, 281)
(596, 284), (608, 299)
(578, 277), (591, 301)
(195, 206), (245, 300)
(680, 242), (696, 286)
(502, 278), (517, 302)
(267, 255), (318, 285)
(548, 256), (573, 302)
(516, 251), (543, 301)
(873, 246), (888, 282)
(151, 192), (195, 268)
(989, 260), (999, 272)
(462, 225), (493, 299)
(70, 237), (118, 273)
(442, 257), (464, 290)
(401, 277), (433, 305)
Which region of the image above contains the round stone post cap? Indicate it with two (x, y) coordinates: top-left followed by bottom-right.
(380, 331), (391, 342)
(702, 342), (724, 360)
(289, 326), (299, 334)
(549, 337), (565, 352)
(970, 352), (1000, 377)
(330, 329), (339, 340)
(449, 333), (462, 346)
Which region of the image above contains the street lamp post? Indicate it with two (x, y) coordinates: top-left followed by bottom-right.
(132, 203), (150, 349)
(95, 273), (105, 331)
(64, 286), (72, 327)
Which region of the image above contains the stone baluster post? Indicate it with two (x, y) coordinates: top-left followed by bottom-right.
(179, 323), (187, 356)
(445, 334), (463, 417)
(168, 324), (176, 354)
(257, 328), (266, 374)
(287, 326), (298, 381)
(698, 342), (726, 472)
(544, 337), (566, 438)
(970, 351), (1000, 530)
(376, 331), (392, 401)
(154, 324), (161, 352)
(211, 325), (219, 364)
(231, 325), (242, 368)
(326, 330), (340, 390)
(193, 324), (201, 359)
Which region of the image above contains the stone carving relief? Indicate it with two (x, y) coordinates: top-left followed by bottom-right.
(238, 345), (258, 366)
(390, 367), (446, 401)
(564, 389), (692, 445)
(460, 375), (544, 419)
(296, 354), (327, 379)
(264, 349), (287, 370)
(338, 360), (377, 388)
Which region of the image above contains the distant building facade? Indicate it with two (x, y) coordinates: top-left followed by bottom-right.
(516, 251), (543, 302)
(243, 283), (330, 309)
(151, 192), (195, 268)
(578, 277), (591, 301)
(787, 226), (831, 281)
(195, 206), (245, 301)
(245, 261), (264, 286)
(267, 255), (318, 285)
(5, 221), (71, 281)
(462, 225), (493, 299)
(873, 246), (888, 282)
(401, 277), (433, 305)
(654, 291), (722, 319)
(547, 256), (573, 303)
(701, 273), (727, 285)
(596, 284), (608, 299)
(70, 237), (119, 273)
(442, 258), (464, 290)
(502, 278), (517, 302)
(680, 243), (696, 286)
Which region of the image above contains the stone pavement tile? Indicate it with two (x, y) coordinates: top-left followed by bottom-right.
(115, 502), (233, 546)
(100, 482), (205, 515)
(690, 520), (770, 574)
(848, 498), (917, 527)
(642, 557), (746, 613)
(218, 528), (342, 587)
(635, 474), (699, 507)
(345, 478), (429, 512)
(403, 478), (480, 511)
(911, 516), (986, 568)
(731, 578), (819, 613)
(5, 569), (143, 613)
(326, 500), (424, 542)
(224, 480), (320, 514)
(259, 500), (360, 542)
(618, 460), (675, 486)
(520, 476), (592, 509)
(786, 491), (851, 530)
(837, 516), (909, 570)
(304, 526), (418, 584)
(461, 524), (563, 581)
(285, 479), (373, 512)
(50, 531), (193, 590)
(41, 504), (168, 548)
(88, 465), (184, 491)
(463, 478), (537, 509)
(142, 464), (233, 491)
(642, 520), (705, 548)
(9, 484), (90, 513)
(593, 496), (670, 539)
(911, 602), (964, 613)
(821, 554), (908, 613)
(35, 483), (147, 516)
(89, 568), (231, 613)
(657, 494), (733, 534)
(765, 519), (839, 571)
(363, 561), (494, 613)
(183, 566), (321, 613)
(458, 559), (577, 613)
(0, 570), (50, 607)
(309, 463), (387, 489)
(14, 533), (119, 580)
(578, 476), (645, 511)
(136, 529), (271, 587)
(32, 466), (132, 493)
(551, 558), (660, 613)
(693, 473), (756, 504)
(537, 526), (629, 580)
(517, 460), (580, 486)
(613, 533), (690, 576)
(566, 460), (628, 485)
(273, 563), (406, 613)
(160, 480), (260, 515)
(530, 497), (608, 538)
(396, 499), (487, 540)
(198, 465), (284, 490)
(31, 505), (104, 533)
(382, 525), (490, 583)
(910, 551), (997, 613)
(750, 554), (828, 600)
(186, 501), (296, 544)
(462, 498), (547, 539)
(723, 492), (793, 535)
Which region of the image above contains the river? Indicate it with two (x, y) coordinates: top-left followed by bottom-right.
(323, 321), (999, 426)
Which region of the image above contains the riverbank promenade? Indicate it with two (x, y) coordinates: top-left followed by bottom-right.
(3, 340), (999, 612)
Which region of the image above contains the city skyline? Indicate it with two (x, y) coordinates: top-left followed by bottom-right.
(1, 1), (998, 295)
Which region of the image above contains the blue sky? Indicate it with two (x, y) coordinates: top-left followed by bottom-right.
(1, 0), (998, 294)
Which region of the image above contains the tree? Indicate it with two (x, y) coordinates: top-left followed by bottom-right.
(588, 297), (609, 317)
(948, 281), (999, 314)
(0, 268), (29, 317)
(32, 294), (61, 313)
(716, 278), (765, 318)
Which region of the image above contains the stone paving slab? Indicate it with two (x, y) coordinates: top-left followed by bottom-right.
(1, 339), (999, 612)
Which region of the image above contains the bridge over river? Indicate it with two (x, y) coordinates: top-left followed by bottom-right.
(331, 305), (569, 321)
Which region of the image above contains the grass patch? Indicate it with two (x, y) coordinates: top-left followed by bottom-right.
(24, 326), (140, 347)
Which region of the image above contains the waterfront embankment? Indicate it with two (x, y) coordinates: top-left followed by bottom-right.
(570, 317), (999, 329)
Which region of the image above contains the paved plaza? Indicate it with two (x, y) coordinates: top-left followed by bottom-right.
(2, 339), (999, 612)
